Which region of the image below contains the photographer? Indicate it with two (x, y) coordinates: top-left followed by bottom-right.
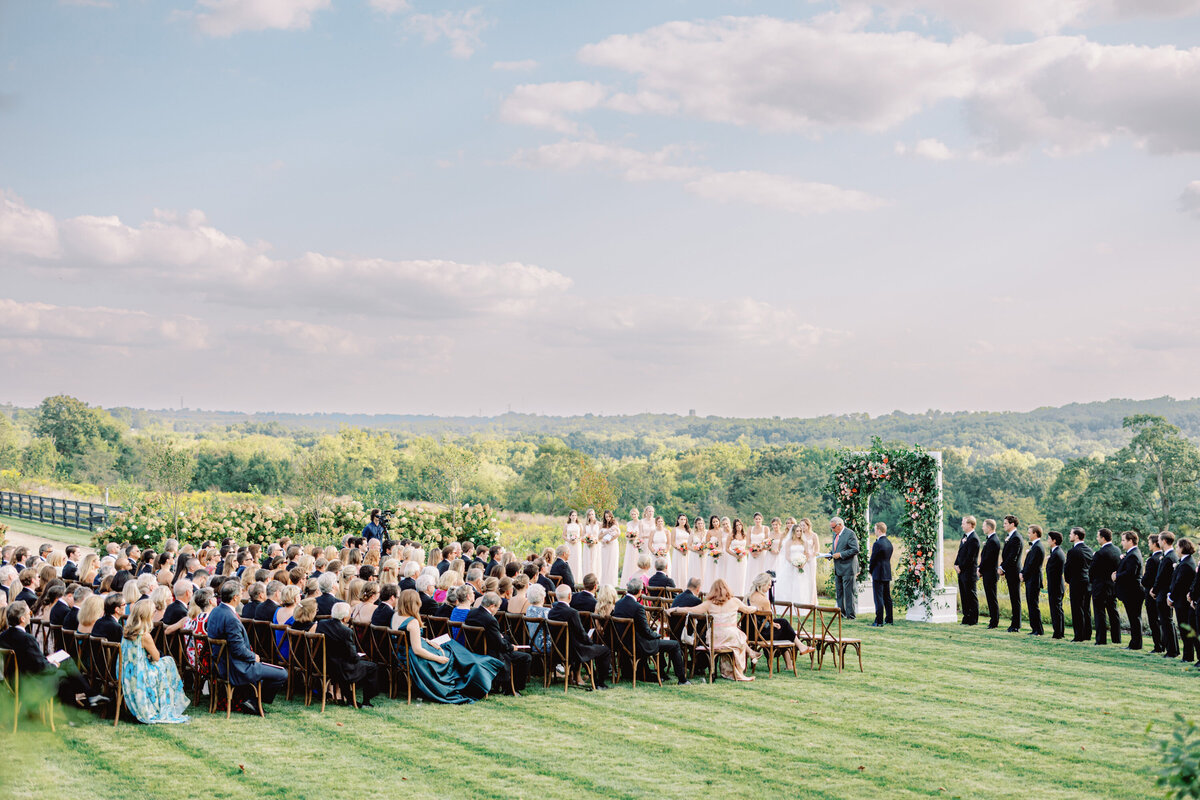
(362, 509), (386, 543)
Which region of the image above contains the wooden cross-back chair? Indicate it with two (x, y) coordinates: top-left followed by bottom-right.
(0, 647), (56, 732)
(208, 636), (267, 718)
(93, 639), (124, 727)
(605, 616), (661, 687)
(814, 606), (862, 672)
(741, 609), (799, 676)
(369, 624), (411, 703)
(545, 618), (594, 692)
(299, 631), (357, 711)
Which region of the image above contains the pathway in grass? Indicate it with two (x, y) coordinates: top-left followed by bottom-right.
(0, 618), (1185, 800)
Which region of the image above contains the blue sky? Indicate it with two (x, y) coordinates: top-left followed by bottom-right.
(2, 0), (1199, 418)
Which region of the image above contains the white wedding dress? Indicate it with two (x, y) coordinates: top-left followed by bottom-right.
(774, 533), (818, 606)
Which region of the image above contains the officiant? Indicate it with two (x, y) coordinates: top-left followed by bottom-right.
(829, 518), (859, 619)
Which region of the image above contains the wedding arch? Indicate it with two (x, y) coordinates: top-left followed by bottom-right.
(825, 438), (957, 622)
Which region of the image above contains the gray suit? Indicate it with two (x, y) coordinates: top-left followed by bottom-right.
(832, 527), (860, 619)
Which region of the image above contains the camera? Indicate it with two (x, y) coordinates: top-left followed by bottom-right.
(378, 510), (393, 531)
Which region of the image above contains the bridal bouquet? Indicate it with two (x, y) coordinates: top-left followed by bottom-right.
(731, 544), (747, 562)
(790, 552), (809, 573)
(706, 541), (722, 561)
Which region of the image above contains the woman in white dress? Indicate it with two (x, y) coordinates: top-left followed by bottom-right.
(722, 517), (750, 597)
(638, 506), (656, 570)
(620, 507), (642, 584)
(747, 512), (771, 577)
(599, 510), (622, 588)
(581, 508), (601, 580)
(774, 519), (819, 606)
(702, 515), (723, 593)
(563, 510), (583, 580)
(768, 517), (785, 560)
(686, 516), (706, 592)
(671, 514), (690, 585)
(649, 516), (672, 577)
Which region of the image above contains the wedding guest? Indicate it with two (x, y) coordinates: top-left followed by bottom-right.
(449, 586), (475, 641)
(746, 573), (812, 667)
(392, 589), (501, 704)
(549, 585), (611, 690)
(1154, 531), (1179, 658)
(869, 522), (893, 627)
(671, 577), (703, 609)
(999, 515), (1024, 632)
(506, 575), (531, 616)
(256, 581), (284, 624)
(150, 586), (171, 624)
(62, 546), (80, 582)
(13, 568), (38, 606)
(0, 601), (108, 710)
(289, 597), (318, 633)
(669, 579), (751, 682)
(1143, 534), (1164, 652)
(1019, 525), (1044, 636)
(550, 545), (576, 591)
(93, 594), (125, 643)
(120, 599), (190, 724)
(1091, 528), (1122, 646)
(46, 583), (71, 626)
(63, 586), (91, 634)
(614, 580), (690, 685)
(1169, 538), (1196, 662)
(76, 595), (105, 636)
(1116, 531), (1144, 651)
(648, 558), (675, 589)
(316, 602), (379, 707)
(570, 574), (598, 613)
(350, 581), (379, 625)
(1065, 528), (1094, 642)
(315, 573), (340, 617)
(1045, 531), (1066, 639)
(205, 581), (288, 714)
(628, 554), (653, 590)
(467, 592), (531, 695)
(595, 585), (618, 618)
(956, 516), (980, 625)
(164, 580), (193, 631)
(829, 517), (859, 620)
(399, 562), (419, 593)
(372, 584), (400, 627)
(524, 584), (551, 655)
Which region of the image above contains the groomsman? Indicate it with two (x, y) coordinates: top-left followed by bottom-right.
(1065, 528), (1094, 642)
(1143, 534), (1164, 652)
(955, 516), (980, 625)
(1153, 531), (1179, 658)
(1020, 526), (1045, 636)
(1171, 539), (1197, 662)
(1045, 531), (1066, 639)
(1114, 530), (1144, 651)
(869, 523), (893, 626)
(999, 516), (1024, 632)
(978, 519), (1001, 628)
(1091, 529), (1121, 646)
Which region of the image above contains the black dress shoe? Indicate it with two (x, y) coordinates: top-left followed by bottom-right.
(238, 700), (261, 715)
(987, 624), (998, 629)
(359, 700), (375, 709)
(1052, 635), (1064, 640)
(594, 684), (609, 691)
(86, 694), (111, 708)
(870, 622), (883, 627)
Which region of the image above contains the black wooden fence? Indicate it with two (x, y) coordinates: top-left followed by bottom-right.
(0, 492), (120, 532)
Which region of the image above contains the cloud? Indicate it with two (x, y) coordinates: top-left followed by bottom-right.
(894, 138), (956, 160)
(405, 8), (489, 58)
(245, 320), (451, 360)
(1181, 182), (1200, 218)
(189, 0), (331, 36)
(0, 191), (61, 259)
(863, 0), (1200, 36)
(367, 0), (410, 13)
(500, 14), (1200, 156)
(510, 139), (885, 214)
(492, 59), (538, 72)
(0, 298), (209, 350)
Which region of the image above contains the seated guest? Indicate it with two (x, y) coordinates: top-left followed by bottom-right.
(648, 558), (676, 589)
(62, 546), (80, 582)
(372, 584), (400, 627)
(315, 602), (379, 707)
(392, 589), (502, 704)
(273, 586), (303, 660)
(669, 579), (757, 682)
(13, 568), (39, 605)
(93, 595), (126, 643)
(548, 585), (611, 689)
(163, 581), (193, 632)
(628, 555), (653, 589)
(416, 575), (440, 618)
(398, 562), (419, 593)
(535, 560), (555, 596)
(549, 545), (576, 590)
(613, 579), (690, 685)
(183, 588), (214, 671)
(595, 585), (618, 618)
(315, 574), (340, 617)
(571, 574), (599, 613)
(76, 595), (105, 636)
(46, 583), (72, 626)
(0, 564), (16, 601)
(241, 582), (265, 620)
(497, 577), (513, 612)
(350, 581), (379, 625)
(466, 592), (531, 695)
(150, 586), (172, 624)
(449, 585), (475, 641)
(205, 581), (288, 715)
(289, 598), (318, 633)
(120, 599), (190, 724)
(524, 584), (551, 655)
(255, 581), (283, 623)
(434, 571), (457, 604)
(63, 586), (92, 633)
(671, 577), (704, 609)
(0, 601), (108, 710)
(507, 575), (531, 615)
(465, 568), (486, 601)
(746, 572), (813, 668)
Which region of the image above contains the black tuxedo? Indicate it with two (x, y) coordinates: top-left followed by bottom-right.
(61, 561), (79, 582)
(1143, 550), (1163, 651)
(1156, 549), (1180, 657)
(1065, 542), (1094, 641)
(93, 615), (123, 644)
(48, 599), (71, 627)
(465, 606), (530, 693)
(1020, 539), (1045, 635)
(1045, 546), (1066, 638)
(979, 533), (1002, 627)
(570, 591), (597, 613)
(315, 593), (339, 617)
(163, 600), (189, 628)
(1091, 541), (1122, 645)
(549, 559), (576, 590)
(869, 536), (893, 625)
(0, 626), (95, 707)
(1171, 554), (1197, 661)
(315, 619), (378, 702)
(254, 600), (279, 623)
(955, 531), (980, 624)
(670, 590), (702, 609)
(537, 575), (556, 596)
(370, 603), (396, 628)
(648, 572), (676, 589)
(1000, 532), (1025, 630)
(611, 594), (686, 682)
(419, 594), (440, 618)
(548, 601), (611, 686)
(1115, 546), (1144, 650)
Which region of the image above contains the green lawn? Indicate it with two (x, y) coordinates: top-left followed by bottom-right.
(0, 618), (1187, 800)
(0, 516), (97, 547)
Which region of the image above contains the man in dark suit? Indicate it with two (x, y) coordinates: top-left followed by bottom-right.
(670, 577), (703, 609)
(869, 522), (893, 626)
(416, 576), (440, 618)
(206, 581), (288, 713)
(613, 580), (690, 684)
(549, 546), (576, 591)
(466, 593), (531, 695)
(535, 560), (556, 596)
(1020, 525), (1045, 636)
(13, 569), (38, 606)
(1065, 528), (1094, 642)
(241, 582), (265, 621)
(485, 546), (503, 578)
(977, 519), (1002, 628)
(1170, 538), (1197, 662)
(316, 603), (379, 706)
(1143, 534), (1163, 652)
(372, 584), (400, 627)
(1154, 531), (1180, 658)
(570, 574), (599, 612)
(1115, 530), (1145, 651)
(61, 546), (80, 582)
(255, 581), (282, 623)
(63, 586), (89, 633)
(48, 589), (73, 627)
(1044, 531), (1066, 639)
(955, 516), (981, 625)
(0, 601), (107, 709)
(163, 580), (192, 629)
(1091, 528), (1122, 646)
(648, 558), (676, 589)
(92, 595), (125, 643)
(315, 574), (340, 617)
(398, 562), (419, 593)
(548, 585), (611, 689)
(998, 515), (1024, 631)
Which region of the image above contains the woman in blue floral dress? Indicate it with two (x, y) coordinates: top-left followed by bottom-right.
(120, 599), (190, 724)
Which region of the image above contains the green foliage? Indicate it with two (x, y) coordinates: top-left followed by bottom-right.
(145, 439), (195, 540)
(1155, 714), (1200, 799)
(20, 437), (60, 478)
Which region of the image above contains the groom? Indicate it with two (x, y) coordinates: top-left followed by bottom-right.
(830, 517), (859, 620)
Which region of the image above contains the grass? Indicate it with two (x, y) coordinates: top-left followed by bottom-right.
(0, 516), (97, 547)
(0, 617), (1186, 800)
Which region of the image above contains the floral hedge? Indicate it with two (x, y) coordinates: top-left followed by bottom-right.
(385, 503), (498, 549)
(825, 438), (941, 606)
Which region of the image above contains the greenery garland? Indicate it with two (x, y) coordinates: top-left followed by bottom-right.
(825, 438), (941, 606)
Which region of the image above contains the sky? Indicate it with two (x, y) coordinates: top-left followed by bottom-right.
(1, 0), (1199, 419)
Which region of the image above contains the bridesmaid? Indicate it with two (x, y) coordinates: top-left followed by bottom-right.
(686, 516), (707, 593)
(649, 516), (672, 577)
(638, 506), (656, 565)
(769, 517), (785, 558)
(599, 510), (622, 587)
(704, 515), (723, 593)
(671, 514), (691, 585)
(724, 518), (749, 598)
(748, 512), (771, 577)
(620, 507), (642, 584)
(564, 510), (583, 580)
(581, 508), (601, 580)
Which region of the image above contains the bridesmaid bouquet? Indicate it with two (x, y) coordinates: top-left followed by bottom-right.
(676, 541), (689, 555)
(652, 544), (669, 558)
(706, 541), (722, 561)
(583, 531), (599, 546)
(731, 544), (748, 562)
(749, 541), (764, 555)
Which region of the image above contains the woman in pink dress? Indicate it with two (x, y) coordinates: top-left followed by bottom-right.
(669, 579), (759, 681)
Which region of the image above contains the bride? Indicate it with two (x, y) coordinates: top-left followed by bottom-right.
(774, 519), (819, 606)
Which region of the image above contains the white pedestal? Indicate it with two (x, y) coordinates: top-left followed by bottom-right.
(905, 586), (958, 623)
(855, 581), (876, 616)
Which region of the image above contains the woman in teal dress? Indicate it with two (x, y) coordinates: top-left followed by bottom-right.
(393, 589), (502, 704)
(120, 599), (190, 724)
